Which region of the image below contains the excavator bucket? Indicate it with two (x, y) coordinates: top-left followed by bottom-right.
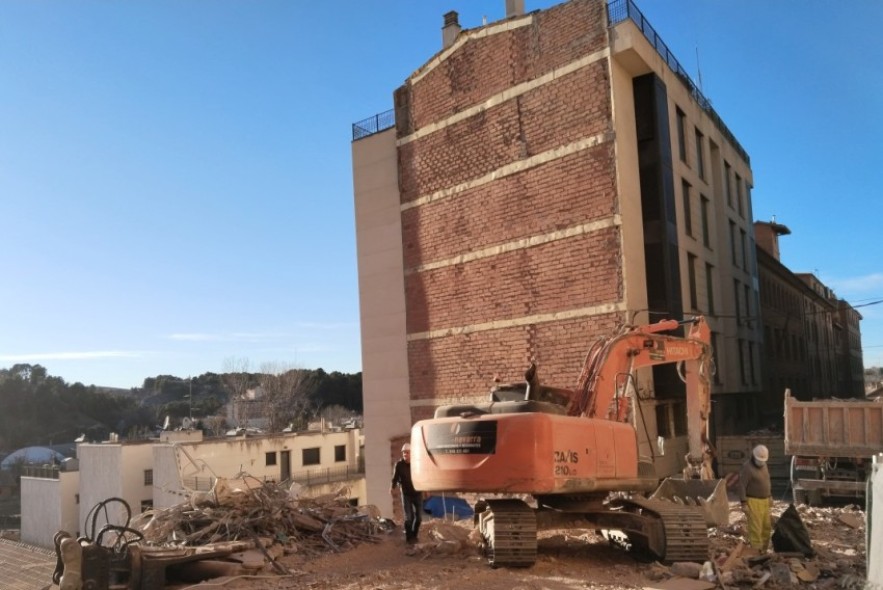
(649, 478), (730, 527)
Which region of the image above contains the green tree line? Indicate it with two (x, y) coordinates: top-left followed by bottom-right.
(0, 364), (362, 451)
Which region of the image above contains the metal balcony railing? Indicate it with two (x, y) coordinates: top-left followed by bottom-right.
(290, 463), (365, 486)
(607, 0), (750, 164)
(352, 109), (395, 141)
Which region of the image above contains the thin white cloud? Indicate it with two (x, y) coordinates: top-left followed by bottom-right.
(168, 332), (283, 343)
(168, 333), (223, 342)
(828, 273), (883, 295)
(0, 351), (143, 362)
(294, 321), (358, 330)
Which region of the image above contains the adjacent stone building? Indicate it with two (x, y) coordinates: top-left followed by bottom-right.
(754, 220), (864, 421)
(352, 0), (763, 517)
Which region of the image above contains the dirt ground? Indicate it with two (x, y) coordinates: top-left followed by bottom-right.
(201, 499), (867, 590)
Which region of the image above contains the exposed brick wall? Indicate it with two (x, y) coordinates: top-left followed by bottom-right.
(407, 312), (622, 403)
(405, 227), (622, 334)
(404, 0), (608, 132)
(398, 61), (611, 202)
(402, 144), (616, 269)
(397, 0), (620, 423)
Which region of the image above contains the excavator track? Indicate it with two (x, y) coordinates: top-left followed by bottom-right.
(617, 495), (709, 562)
(477, 499), (537, 567)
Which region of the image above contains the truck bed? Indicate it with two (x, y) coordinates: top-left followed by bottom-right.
(784, 389), (883, 457)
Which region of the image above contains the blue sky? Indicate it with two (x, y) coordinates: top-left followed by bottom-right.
(1, 0), (881, 389)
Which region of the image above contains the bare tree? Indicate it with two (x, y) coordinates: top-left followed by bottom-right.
(320, 404), (358, 426)
(203, 414), (227, 437)
(221, 357), (253, 426)
(258, 362), (316, 432)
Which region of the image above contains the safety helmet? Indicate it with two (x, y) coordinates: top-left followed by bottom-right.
(401, 443), (411, 452)
(752, 444), (769, 464)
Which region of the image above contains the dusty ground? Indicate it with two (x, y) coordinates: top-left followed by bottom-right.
(188, 499), (867, 590)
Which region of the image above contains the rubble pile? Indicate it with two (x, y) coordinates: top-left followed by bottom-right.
(131, 477), (392, 558)
(647, 500), (867, 589)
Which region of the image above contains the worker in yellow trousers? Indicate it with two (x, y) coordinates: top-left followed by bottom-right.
(739, 444), (772, 552)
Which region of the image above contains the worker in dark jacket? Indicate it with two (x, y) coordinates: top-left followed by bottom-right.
(390, 443), (423, 544)
(739, 444), (772, 552)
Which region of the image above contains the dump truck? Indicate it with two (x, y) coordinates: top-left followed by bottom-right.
(784, 389), (883, 505)
(410, 317), (728, 566)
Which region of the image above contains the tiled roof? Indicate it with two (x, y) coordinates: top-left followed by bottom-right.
(0, 538), (56, 590)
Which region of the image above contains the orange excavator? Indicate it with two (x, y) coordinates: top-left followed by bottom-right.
(409, 316), (728, 566)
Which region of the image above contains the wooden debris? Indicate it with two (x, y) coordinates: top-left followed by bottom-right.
(752, 571), (770, 588)
(643, 577), (715, 590)
(718, 541), (743, 572)
(837, 513), (863, 529)
(130, 476), (391, 562)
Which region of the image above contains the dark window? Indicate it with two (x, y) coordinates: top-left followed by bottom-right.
(655, 404), (671, 437)
(738, 339), (747, 385)
(682, 180), (693, 236)
(744, 284), (752, 325)
(705, 263), (715, 314)
(724, 161), (733, 207)
(734, 279), (741, 325)
(739, 229), (747, 270)
(735, 173), (744, 217)
(729, 221), (737, 265)
(144, 469), (153, 486)
(266, 452), (277, 466)
(688, 253), (698, 310)
(302, 447), (320, 466)
(676, 108), (687, 162)
(672, 401), (687, 435)
(748, 342), (756, 385)
(334, 445), (346, 462)
(700, 195), (711, 247)
(695, 128), (705, 180)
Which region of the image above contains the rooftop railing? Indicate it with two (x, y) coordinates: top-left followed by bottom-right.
(607, 0), (750, 164)
(352, 109), (395, 141)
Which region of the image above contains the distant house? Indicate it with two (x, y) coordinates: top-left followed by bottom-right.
(20, 428), (365, 548)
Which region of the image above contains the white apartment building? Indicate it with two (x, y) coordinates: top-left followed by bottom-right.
(20, 427), (365, 548)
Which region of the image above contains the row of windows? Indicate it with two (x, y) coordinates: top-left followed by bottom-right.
(675, 107), (749, 220)
(681, 180), (713, 249)
(685, 256), (757, 327)
(140, 446), (351, 488)
(266, 445), (347, 468)
(680, 178), (752, 280)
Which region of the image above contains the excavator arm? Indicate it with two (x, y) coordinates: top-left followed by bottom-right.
(568, 317), (714, 479)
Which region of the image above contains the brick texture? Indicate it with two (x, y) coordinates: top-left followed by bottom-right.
(402, 143), (616, 269)
(407, 313), (622, 403)
(397, 0), (621, 421)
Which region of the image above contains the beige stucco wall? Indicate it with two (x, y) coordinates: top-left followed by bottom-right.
(352, 127), (411, 518)
(20, 471), (80, 548)
(607, 18), (760, 470)
(153, 430), (365, 509)
(77, 442), (154, 536)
